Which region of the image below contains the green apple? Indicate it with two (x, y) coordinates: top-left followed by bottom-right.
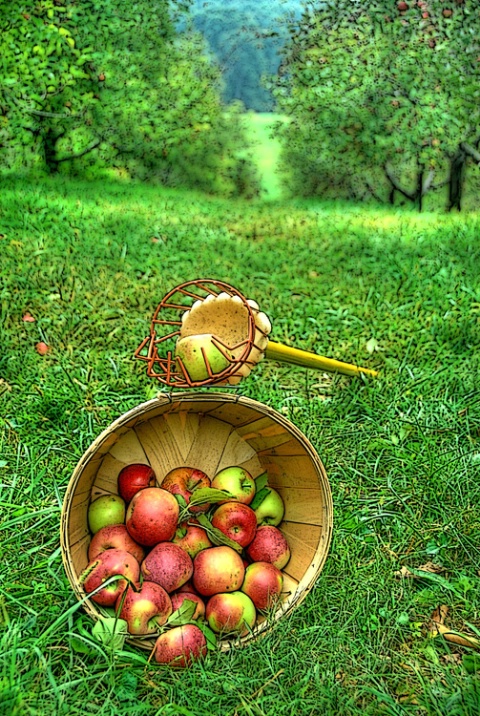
(254, 488), (285, 526)
(88, 494), (126, 534)
(175, 334), (233, 382)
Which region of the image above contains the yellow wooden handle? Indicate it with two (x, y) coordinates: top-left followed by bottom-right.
(265, 341), (378, 378)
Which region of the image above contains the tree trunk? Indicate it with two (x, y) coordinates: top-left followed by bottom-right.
(417, 169), (424, 212)
(448, 149), (466, 211)
(43, 127), (61, 173)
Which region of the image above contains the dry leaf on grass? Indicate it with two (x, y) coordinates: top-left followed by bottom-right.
(395, 562), (445, 579)
(429, 606), (480, 651)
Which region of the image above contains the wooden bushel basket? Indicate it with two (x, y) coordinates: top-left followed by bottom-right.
(61, 392), (333, 651)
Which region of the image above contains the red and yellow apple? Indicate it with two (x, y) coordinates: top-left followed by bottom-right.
(126, 487), (179, 546)
(117, 463), (156, 503)
(141, 542), (193, 593)
(116, 581), (172, 635)
(172, 520), (212, 558)
(154, 624), (207, 668)
(192, 546), (245, 596)
(241, 561), (283, 611)
(211, 466), (256, 505)
(162, 466), (211, 513)
(80, 548), (140, 606)
(246, 526), (291, 569)
(211, 502), (257, 548)
(170, 591), (206, 621)
(206, 591), (256, 636)
(87, 523), (145, 563)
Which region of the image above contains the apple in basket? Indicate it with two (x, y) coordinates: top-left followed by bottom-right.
(246, 526), (291, 570)
(80, 549), (140, 606)
(126, 487), (179, 546)
(211, 466), (256, 505)
(116, 581), (172, 635)
(154, 624), (207, 668)
(161, 466), (211, 513)
(141, 542), (194, 593)
(172, 520), (212, 558)
(170, 591), (206, 621)
(241, 562), (284, 611)
(254, 488), (285, 527)
(88, 494), (126, 534)
(206, 591), (257, 637)
(192, 546), (245, 597)
(211, 502), (257, 548)
(88, 524), (145, 563)
(117, 463), (156, 503)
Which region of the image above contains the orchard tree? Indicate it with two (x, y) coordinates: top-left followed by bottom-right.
(274, 0), (480, 209)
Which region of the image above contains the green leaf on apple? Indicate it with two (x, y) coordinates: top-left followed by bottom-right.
(254, 471), (269, 492)
(174, 493), (188, 509)
(92, 617), (129, 651)
(197, 623), (218, 651)
(188, 487), (233, 507)
(250, 487), (271, 511)
(167, 599), (198, 627)
(195, 513), (243, 553)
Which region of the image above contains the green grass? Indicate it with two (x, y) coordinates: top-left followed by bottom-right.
(1, 174), (480, 715)
(241, 112), (289, 201)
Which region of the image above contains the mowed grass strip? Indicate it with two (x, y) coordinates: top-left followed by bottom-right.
(0, 175), (479, 716)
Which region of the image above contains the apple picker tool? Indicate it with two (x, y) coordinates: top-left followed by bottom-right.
(135, 278), (378, 387)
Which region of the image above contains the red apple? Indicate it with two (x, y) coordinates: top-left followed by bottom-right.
(161, 466), (211, 512)
(246, 526), (291, 569)
(80, 549), (140, 606)
(88, 524), (145, 563)
(192, 546), (245, 597)
(397, 1), (408, 10)
(35, 341), (50, 355)
(88, 494), (126, 534)
(141, 542), (193, 593)
(172, 520), (212, 558)
(170, 591), (206, 620)
(23, 312), (35, 322)
(211, 466), (256, 505)
(241, 562), (284, 611)
(175, 579), (199, 595)
(211, 502), (257, 548)
(154, 624), (207, 668)
(206, 591), (256, 636)
(116, 581), (172, 635)
(125, 487), (179, 546)
(443, 8), (452, 17)
(118, 463), (156, 503)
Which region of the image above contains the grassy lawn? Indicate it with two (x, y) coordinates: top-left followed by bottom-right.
(1, 174), (479, 715)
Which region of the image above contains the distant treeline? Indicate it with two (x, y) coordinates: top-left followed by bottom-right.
(180, 0), (302, 112)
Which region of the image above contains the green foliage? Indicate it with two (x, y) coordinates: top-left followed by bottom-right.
(274, 0), (480, 204)
(0, 0), (260, 196)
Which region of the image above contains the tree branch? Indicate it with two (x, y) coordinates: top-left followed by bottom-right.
(56, 139), (101, 163)
(384, 164), (416, 200)
(422, 170), (435, 196)
(460, 142), (480, 164)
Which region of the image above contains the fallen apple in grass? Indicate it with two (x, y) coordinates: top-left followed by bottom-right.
(116, 581), (172, 635)
(88, 494), (126, 534)
(253, 488), (285, 526)
(170, 591), (206, 621)
(241, 561), (283, 611)
(206, 591), (257, 637)
(193, 545), (245, 596)
(126, 487), (179, 546)
(117, 463), (156, 503)
(154, 623), (207, 668)
(175, 334), (233, 382)
(141, 542), (193, 593)
(81, 548), (140, 607)
(88, 523), (145, 563)
(211, 466), (256, 505)
(246, 526), (291, 570)
(162, 466), (211, 513)
(211, 501), (257, 548)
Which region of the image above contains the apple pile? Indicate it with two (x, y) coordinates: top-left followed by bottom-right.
(81, 463), (291, 668)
